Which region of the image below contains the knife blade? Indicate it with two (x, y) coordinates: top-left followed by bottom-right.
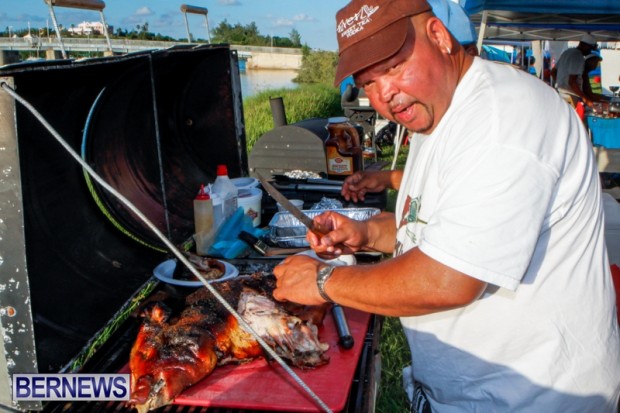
(256, 172), (330, 236)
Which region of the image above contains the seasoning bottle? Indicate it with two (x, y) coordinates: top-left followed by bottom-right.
(194, 184), (215, 255)
(212, 164), (238, 228)
(324, 117), (364, 180)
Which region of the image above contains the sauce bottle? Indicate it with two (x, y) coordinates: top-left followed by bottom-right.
(194, 184), (215, 255)
(212, 164), (239, 228)
(324, 117), (363, 180)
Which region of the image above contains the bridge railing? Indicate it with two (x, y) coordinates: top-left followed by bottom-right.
(0, 37), (302, 55)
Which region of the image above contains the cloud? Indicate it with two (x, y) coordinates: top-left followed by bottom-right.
(218, 0), (242, 5)
(273, 18), (293, 28)
(120, 7), (156, 26)
(135, 7), (155, 17)
(293, 14), (316, 22)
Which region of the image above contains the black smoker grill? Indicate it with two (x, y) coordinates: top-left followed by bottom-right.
(0, 45), (382, 413)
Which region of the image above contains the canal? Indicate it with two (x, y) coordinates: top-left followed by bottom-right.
(239, 69), (298, 98)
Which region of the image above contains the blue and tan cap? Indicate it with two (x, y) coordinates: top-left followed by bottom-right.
(334, 0), (431, 86)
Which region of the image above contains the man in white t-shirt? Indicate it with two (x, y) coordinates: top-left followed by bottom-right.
(273, 1), (620, 412)
(553, 34), (599, 106)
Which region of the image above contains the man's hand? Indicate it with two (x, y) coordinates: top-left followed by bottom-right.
(342, 170), (402, 202)
(307, 211), (370, 256)
(272, 255), (326, 305)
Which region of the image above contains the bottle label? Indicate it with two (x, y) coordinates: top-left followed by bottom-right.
(223, 196), (238, 219)
(326, 147), (353, 175)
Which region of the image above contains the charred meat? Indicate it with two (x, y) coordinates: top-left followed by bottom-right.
(129, 273), (329, 413)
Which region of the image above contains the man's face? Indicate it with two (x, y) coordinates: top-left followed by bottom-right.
(580, 42), (597, 56)
(353, 15), (457, 134)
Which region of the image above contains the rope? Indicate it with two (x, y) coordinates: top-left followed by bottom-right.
(0, 81), (333, 413)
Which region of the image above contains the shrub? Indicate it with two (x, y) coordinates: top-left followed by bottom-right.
(293, 50), (338, 85)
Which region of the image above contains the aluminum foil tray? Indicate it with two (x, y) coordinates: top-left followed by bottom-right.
(268, 208), (381, 248)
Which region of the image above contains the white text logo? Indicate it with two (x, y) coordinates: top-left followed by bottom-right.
(337, 5), (380, 39)
(12, 374), (130, 401)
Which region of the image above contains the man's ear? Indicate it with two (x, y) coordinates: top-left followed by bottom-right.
(426, 16), (454, 55)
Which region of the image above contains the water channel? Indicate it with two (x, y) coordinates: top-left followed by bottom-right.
(239, 69), (298, 98)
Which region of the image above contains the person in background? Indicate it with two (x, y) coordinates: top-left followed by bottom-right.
(273, 0), (620, 412)
(582, 53), (606, 105)
(552, 34), (601, 106)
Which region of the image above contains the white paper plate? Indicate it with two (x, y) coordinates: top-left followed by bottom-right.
(153, 259), (239, 287)
(296, 250), (357, 267)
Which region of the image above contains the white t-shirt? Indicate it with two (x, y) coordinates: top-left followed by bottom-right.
(396, 58), (620, 412)
(555, 47), (585, 93)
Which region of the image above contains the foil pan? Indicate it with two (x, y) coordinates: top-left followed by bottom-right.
(268, 208), (381, 248)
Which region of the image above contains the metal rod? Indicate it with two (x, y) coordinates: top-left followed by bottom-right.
(0, 81), (333, 413)
(204, 15), (211, 43)
(98, 10), (113, 53)
(45, 1), (67, 59)
(182, 12), (192, 43)
(477, 10), (488, 54)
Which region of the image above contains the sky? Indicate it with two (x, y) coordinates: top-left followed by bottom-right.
(1, 0), (344, 51)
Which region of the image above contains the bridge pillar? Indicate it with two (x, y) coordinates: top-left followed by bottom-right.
(0, 51), (20, 66)
(45, 49), (63, 60)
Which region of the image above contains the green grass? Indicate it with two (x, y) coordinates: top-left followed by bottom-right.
(376, 144), (411, 413)
(376, 317), (412, 413)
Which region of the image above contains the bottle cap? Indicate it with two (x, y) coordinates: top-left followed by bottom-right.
(195, 184), (210, 200)
(216, 165), (228, 176)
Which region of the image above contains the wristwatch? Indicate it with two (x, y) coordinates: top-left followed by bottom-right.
(316, 264), (336, 303)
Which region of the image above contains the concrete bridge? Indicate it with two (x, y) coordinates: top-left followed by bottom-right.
(0, 37), (302, 70)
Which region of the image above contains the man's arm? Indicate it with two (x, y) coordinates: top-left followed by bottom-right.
(273, 247), (487, 316)
(568, 74), (592, 106)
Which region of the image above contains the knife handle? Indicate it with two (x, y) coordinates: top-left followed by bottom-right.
(332, 304), (354, 349)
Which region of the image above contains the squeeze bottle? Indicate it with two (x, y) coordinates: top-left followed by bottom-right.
(212, 164), (238, 228)
(194, 184), (216, 255)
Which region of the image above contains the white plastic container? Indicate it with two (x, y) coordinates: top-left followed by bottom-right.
(231, 177), (259, 190)
(211, 164), (238, 228)
(237, 187), (262, 227)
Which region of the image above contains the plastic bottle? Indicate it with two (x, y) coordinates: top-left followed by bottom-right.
(324, 117), (364, 180)
(212, 164), (238, 228)
(193, 184), (216, 255)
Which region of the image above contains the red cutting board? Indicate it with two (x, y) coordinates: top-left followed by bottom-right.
(167, 307), (369, 412)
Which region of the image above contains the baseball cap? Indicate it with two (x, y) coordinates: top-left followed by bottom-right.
(428, 0), (477, 45)
(580, 34), (598, 49)
(334, 0), (432, 86)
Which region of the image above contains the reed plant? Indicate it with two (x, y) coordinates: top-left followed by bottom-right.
(242, 84), (343, 151)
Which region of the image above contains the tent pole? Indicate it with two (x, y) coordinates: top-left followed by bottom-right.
(476, 10), (488, 53)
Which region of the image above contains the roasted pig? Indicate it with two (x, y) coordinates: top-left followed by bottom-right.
(129, 273), (329, 413)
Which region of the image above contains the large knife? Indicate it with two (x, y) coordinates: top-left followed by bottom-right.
(256, 172), (330, 236)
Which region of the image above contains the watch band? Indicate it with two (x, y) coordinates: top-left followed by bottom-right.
(316, 264), (336, 303)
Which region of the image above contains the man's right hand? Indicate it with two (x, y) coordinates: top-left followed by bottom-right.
(306, 211), (369, 256)
(342, 170), (401, 202)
